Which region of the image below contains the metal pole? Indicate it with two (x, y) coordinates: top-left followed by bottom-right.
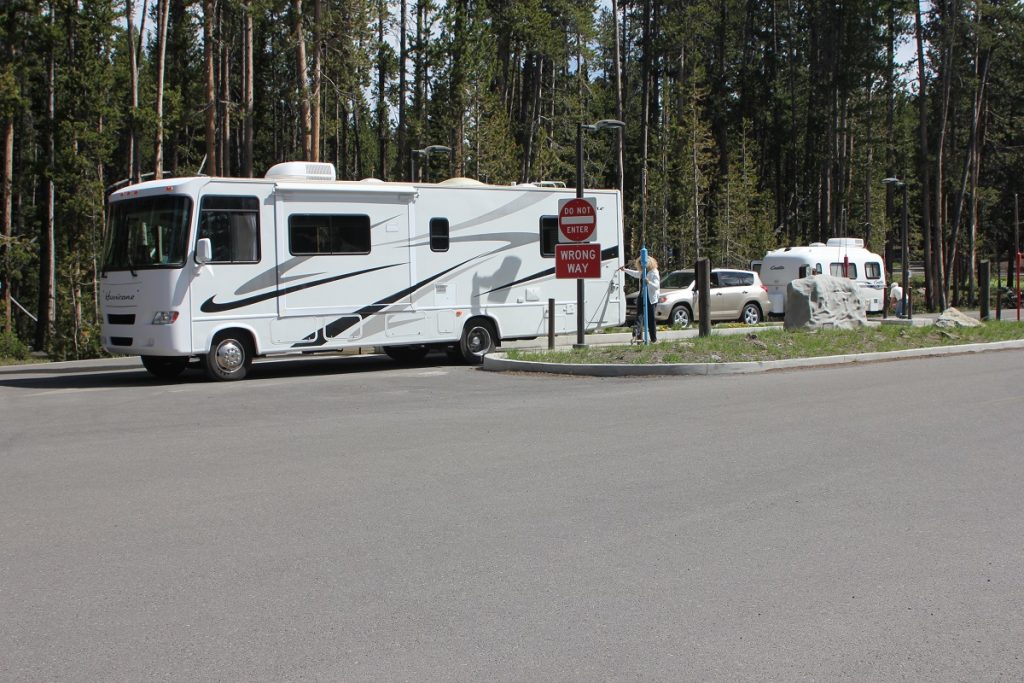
(574, 123), (587, 349)
(697, 258), (711, 338)
(548, 298), (555, 349)
(1016, 194), (1020, 321)
(640, 246), (649, 344)
(902, 184), (911, 319)
(980, 260), (990, 321)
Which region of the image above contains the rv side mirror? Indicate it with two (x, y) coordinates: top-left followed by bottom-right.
(195, 238), (213, 265)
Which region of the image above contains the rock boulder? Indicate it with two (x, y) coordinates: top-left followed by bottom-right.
(784, 275), (868, 330)
(934, 307), (982, 328)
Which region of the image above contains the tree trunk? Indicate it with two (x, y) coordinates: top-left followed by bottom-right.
(37, 13), (56, 351)
(376, 0), (387, 179)
(2, 117), (11, 333)
(127, 0), (141, 182)
(242, 0), (253, 176)
(311, 0), (321, 161)
(203, 0), (217, 175)
(293, 0), (312, 160)
(154, 0), (170, 179)
(933, 0), (960, 310)
(397, 0), (408, 179)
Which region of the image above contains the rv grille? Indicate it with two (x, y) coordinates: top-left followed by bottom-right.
(109, 337), (133, 346)
(108, 314), (135, 325)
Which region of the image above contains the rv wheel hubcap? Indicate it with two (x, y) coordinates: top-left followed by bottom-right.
(467, 327), (491, 355)
(215, 340), (244, 372)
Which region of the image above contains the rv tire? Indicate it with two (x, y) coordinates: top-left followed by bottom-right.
(141, 355), (189, 379)
(459, 318), (496, 364)
(204, 331), (253, 381)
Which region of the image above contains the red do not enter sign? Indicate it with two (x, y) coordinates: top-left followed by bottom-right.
(558, 197), (597, 243)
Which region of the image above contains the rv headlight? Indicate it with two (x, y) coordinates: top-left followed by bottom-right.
(152, 311), (179, 325)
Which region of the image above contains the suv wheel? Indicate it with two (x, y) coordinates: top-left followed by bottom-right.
(740, 303), (762, 325)
(670, 304), (692, 328)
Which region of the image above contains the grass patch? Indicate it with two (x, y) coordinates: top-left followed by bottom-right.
(505, 321), (1024, 365)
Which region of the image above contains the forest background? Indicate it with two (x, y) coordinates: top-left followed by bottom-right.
(1, 0), (1023, 359)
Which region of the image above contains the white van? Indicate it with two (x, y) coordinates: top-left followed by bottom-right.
(760, 238), (886, 315)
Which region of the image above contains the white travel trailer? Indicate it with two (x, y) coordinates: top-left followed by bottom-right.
(100, 162), (625, 380)
(760, 238), (886, 315)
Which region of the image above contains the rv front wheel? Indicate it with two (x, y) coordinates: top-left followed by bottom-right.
(459, 319), (495, 364)
(141, 355), (189, 379)
(204, 331), (253, 381)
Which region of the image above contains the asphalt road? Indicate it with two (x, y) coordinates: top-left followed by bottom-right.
(1, 350), (1023, 681)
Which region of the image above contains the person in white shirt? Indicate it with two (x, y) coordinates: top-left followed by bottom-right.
(620, 256), (660, 342)
(890, 281), (904, 317)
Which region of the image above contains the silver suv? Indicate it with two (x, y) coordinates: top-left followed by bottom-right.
(626, 268), (770, 327)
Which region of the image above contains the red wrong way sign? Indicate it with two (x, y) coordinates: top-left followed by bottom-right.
(556, 243), (602, 279)
(558, 197), (597, 243)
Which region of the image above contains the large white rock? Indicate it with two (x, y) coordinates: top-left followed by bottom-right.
(784, 274), (868, 330)
(934, 307), (982, 328)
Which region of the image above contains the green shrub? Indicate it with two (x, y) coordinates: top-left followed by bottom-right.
(0, 329), (30, 360)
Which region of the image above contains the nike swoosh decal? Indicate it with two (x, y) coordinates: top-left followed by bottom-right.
(200, 264), (402, 313)
(291, 256), (480, 347)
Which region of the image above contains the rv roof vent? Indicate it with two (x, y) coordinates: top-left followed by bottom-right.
(809, 242), (826, 247)
(438, 177), (486, 187)
(826, 237), (864, 248)
(359, 177), (384, 183)
(265, 161), (337, 182)
(533, 180), (567, 188)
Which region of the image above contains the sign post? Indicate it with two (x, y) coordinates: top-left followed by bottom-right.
(558, 196), (597, 349)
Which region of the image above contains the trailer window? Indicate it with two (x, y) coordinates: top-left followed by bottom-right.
(540, 216), (557, 257)
(198, 196), (260, 263)
(865, 262), (882, 279)
(430, 218), (449, 252)
(289, 214), (371, 255)
(830, 262), (858, 278)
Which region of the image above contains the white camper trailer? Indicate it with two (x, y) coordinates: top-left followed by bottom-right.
(100, 162), (625, 380)
(760, 238), (886, 315)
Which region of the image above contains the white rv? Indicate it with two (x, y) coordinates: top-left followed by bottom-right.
(100, 162), (625, 380)
(760, 238), (886, 315)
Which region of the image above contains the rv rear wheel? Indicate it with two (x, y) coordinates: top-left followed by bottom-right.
(740, 303), (762, 325)
(141, 355), (189, 379)
(384, 345), (430, 363)
(459, 319), (495, 364)
(204, 331), (253, 381)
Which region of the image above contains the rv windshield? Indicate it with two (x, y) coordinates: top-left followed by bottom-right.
(103, 195), (193, 270)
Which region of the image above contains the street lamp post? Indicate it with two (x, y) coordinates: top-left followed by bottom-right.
(574, 119), (625, 349)
(883, 177), (911, 320)
(411, 145), (452, 182)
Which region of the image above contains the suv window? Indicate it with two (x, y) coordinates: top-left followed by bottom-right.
(717, 271), (754, 287)
(662, 271), (696, 289)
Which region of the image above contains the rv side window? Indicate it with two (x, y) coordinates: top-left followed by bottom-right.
(289, 214), (371, 255)
(198, 196), (260, 263)
(830, 262), (858, 279)
(865, 262), (882, 279)
(540, 216), (557, 257)
(430, 218), (449, 252)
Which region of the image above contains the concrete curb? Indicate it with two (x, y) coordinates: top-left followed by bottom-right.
(482, 339), (1024, 377)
